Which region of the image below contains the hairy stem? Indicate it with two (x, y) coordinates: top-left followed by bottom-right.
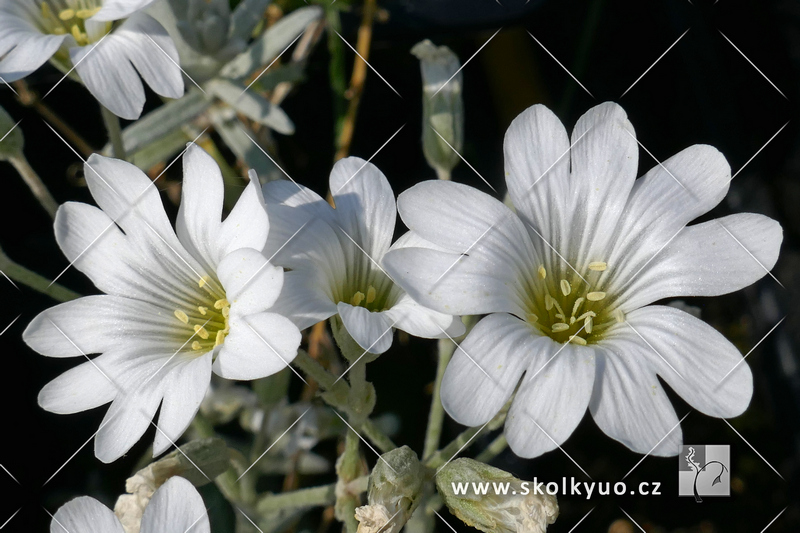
(0, 246), (80, 302)
(8, 155), (59, 218)
(423, 338), (456, 460)
(101, 105), (126, 160)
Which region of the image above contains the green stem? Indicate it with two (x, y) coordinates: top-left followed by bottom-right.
(255, 476), (368, 516)
(101, 105), (126, 160)
(325, 7), (347, 142)
(292, 349), (337, 389)
(474, 434), (508, 463)
(0, 246), (81, 302)
(424, 425), (485, 470)
(8, 156), (58, 218)
(423, 338), (456, 460)
(361, 418), (396, 453)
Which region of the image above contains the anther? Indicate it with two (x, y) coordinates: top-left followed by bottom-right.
(59, 8), (75, 20)
(560, 279), (571, 296)
(586, 291), (606, 301)
(551, 323), (569, 333)
(571, 297), (585, 318)
(576, 311), (596, 321)
(174, 310), (189, 324)
(198, 306), (208, 315)
(76, 8), (99, 18)
(351, 291), (365, 306)
(588, 262), (607, 272)
(614, 309), (625, 323)
(584, 316), (593, 334)
(191, 341), (202, 350)
(198, 276), (209, 288)
(194, 325), (210, 340)
(366, 286), (376, 305)
(545, 294), (554, 311)
(527, 313), (538, 324)
(538, 265), (546, 279)
(569, 335), (588, 346)
(215, 331), (226, 346)
(214, 298), (229, 310)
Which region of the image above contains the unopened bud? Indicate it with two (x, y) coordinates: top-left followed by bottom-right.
(411, 40), (464, 181)
(0, 106), (23, 161)
(355, 446), (424, 533)
(436, 458), (558, 533)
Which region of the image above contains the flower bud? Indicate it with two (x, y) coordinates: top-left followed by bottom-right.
(0, 106), (23, 161)
(435, 458), (558, 533)
(355, 446), (424, 533)
(411, 40), (464, 180)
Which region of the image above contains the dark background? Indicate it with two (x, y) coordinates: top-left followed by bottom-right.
(0, 0), (798, 531)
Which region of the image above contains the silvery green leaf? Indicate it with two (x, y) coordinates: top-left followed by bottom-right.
(229, 0), (273, 42)
(104, 89), (210, 156)
(0, 105), (23, 160)
(206, 78), (294, 134)
(128, 127), (192, 171)
(220, 5), (322, 80)
(208, 106), (284, 183)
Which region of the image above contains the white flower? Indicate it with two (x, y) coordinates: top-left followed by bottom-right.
(0, 0), (183, 119)
(262, 157), (464, 355)
(24, 144), (301, 463)
(383, 102), (783, 458)
(51, 476), (209, 533)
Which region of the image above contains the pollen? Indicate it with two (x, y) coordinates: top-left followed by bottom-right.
(174, 310), (189, 324)
(586, 291), (606, 301)
(588, 262), (607, 271)
(584, 315), (593, 334)
(351, 291), (365, 306)
(58, 8), (75, 20)
(198, 306), (208, 315)
(194, 325), (210, 340)
(551, 323), (569, 333)
(214, 298), (229, 310)
(560, 279), (571, 296)
(538, 265), (547, 279)
(366, 286), (376, 304)
(191, 341), (202, 350)
(569, 335), (587, 346)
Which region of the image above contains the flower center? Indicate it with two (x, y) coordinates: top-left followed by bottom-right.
(39, 1), (110, 46)
(173, 276), (231, 354)
(346, 284), (392, 312)
(524, 261), (624, 345)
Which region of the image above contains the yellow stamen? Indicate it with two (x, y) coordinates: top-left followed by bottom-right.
(538, 265), (546, 279)
(571, 297), (585, 318)
(76, 7), (100, 18)
(584, 316), (593, 334)
(41, 3), (53, 18)
(569, 335), (588, 346)
(215, 330), (226, 346)
(191, 341), (202, 350)
(544, 294), (554, 311)
(588, 261), (607, 271)
(614, 309), (625, 323)
(551, 323), (569, 333)
(174, 310), (189, 324)
(221, 307), (229, 318)
(59, 8), (75, 20)
(351, 291), (365, 306)
(214, 298), (229, 310)
(587, 291), (606, 301)
(198, 276), (209, 288)
(198, 306), (208, 315)
(366, 286), (376, 304)
(560, 279), (571, 296)
(194, 325), (210, 340)
(70, 24), (84, 43)
(576, 311), (597, 321)
(527, 313), (538, 324)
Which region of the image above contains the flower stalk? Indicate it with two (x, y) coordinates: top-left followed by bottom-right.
(101, 105), (127, 160)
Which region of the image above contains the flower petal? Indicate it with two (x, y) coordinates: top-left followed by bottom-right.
(441, 314), (542, 426)
(95, 380), (164, 463)
(505, 343), (596, 458)
(602, 305), (753, 418)
(329, 157), (396, 258)
(617, 213), (782, 309)
(385, 293), (465, 339)
(217, 248), (283, 316)
(140, 477), (210, 533)
(38, 358), (119, 414)
(270, 271), (338, 331)
(382, 246), (526, 317)
(213, 312), (301, 380)
(92, 0), (158, 22)
(337, 302), (394, 354)
(589, 347), (682, 456)
(152, 352), (212, 456)
(0, 32), (65, 82)
(51, 496), (124, 533)
(218, 179), (269, 258)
